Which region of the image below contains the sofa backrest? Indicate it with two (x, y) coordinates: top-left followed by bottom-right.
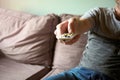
(53, 14), (88, 69)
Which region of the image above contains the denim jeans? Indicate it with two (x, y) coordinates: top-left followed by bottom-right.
(44, 67), (112, 80)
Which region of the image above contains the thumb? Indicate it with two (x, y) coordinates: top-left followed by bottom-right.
(68, 18), (75, 33)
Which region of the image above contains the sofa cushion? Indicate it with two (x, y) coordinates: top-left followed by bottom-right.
(0, 8), (60, 66)
(0, 50), (4, 58)
(60, 13), (80, 21)
(41, 68), (67, 80)
(53, 33), (87, 69)
(0, 57), (46, 80)
(52, 14), (87, 69)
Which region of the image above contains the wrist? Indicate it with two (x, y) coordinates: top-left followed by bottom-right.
(74, 17), (81, 35)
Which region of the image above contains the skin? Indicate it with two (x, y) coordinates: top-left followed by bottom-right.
(115, 0), (120, 20)
(54, 0), (120, 44)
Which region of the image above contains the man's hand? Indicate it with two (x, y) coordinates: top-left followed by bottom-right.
(54, 17), (81, 45)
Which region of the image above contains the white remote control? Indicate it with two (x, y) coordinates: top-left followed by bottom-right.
(58, 33), (76, 40)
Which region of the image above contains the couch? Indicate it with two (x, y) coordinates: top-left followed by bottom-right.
(0, 8), (87, 80)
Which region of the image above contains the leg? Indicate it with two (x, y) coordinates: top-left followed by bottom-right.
(44, 67), (91, 80)
(44, 67), (113, 80)
(44, 67), (80, 80)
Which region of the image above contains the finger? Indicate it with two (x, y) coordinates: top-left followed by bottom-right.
(54, 30), (57, 35)
(58, 20), (69, 34)
(68, 18), (76, 33)
(64, 35), (80, 45)
(56, 20), (68, 38)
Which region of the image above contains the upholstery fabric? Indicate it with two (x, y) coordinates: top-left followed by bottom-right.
(53, 34), (87, 69)
(59, 14), (80, 21)
(0, 56), (45, 80)
(53, 14), (87, 69)
(41, 68), (67, 80)
(0, 8), (60, 66)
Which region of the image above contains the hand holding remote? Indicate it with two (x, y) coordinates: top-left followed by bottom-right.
(54, 17), (81, 44)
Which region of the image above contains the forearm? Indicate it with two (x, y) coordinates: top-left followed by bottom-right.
(74, 17), (92, 35)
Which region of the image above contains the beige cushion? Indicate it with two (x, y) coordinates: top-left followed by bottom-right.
(53, 33), (87, 69)
(41, 68), (67, 80)
(60, 13), (80, 21)
(0, 57), (46, 80)
(53, 14), (87, 69)
(0, 8), (60, 66)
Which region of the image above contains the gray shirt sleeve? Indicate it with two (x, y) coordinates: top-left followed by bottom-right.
(81, 7), (99, 29)
(81, 7), (120, 40)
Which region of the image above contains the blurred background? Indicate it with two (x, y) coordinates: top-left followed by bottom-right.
(0, 0), (115, 15)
